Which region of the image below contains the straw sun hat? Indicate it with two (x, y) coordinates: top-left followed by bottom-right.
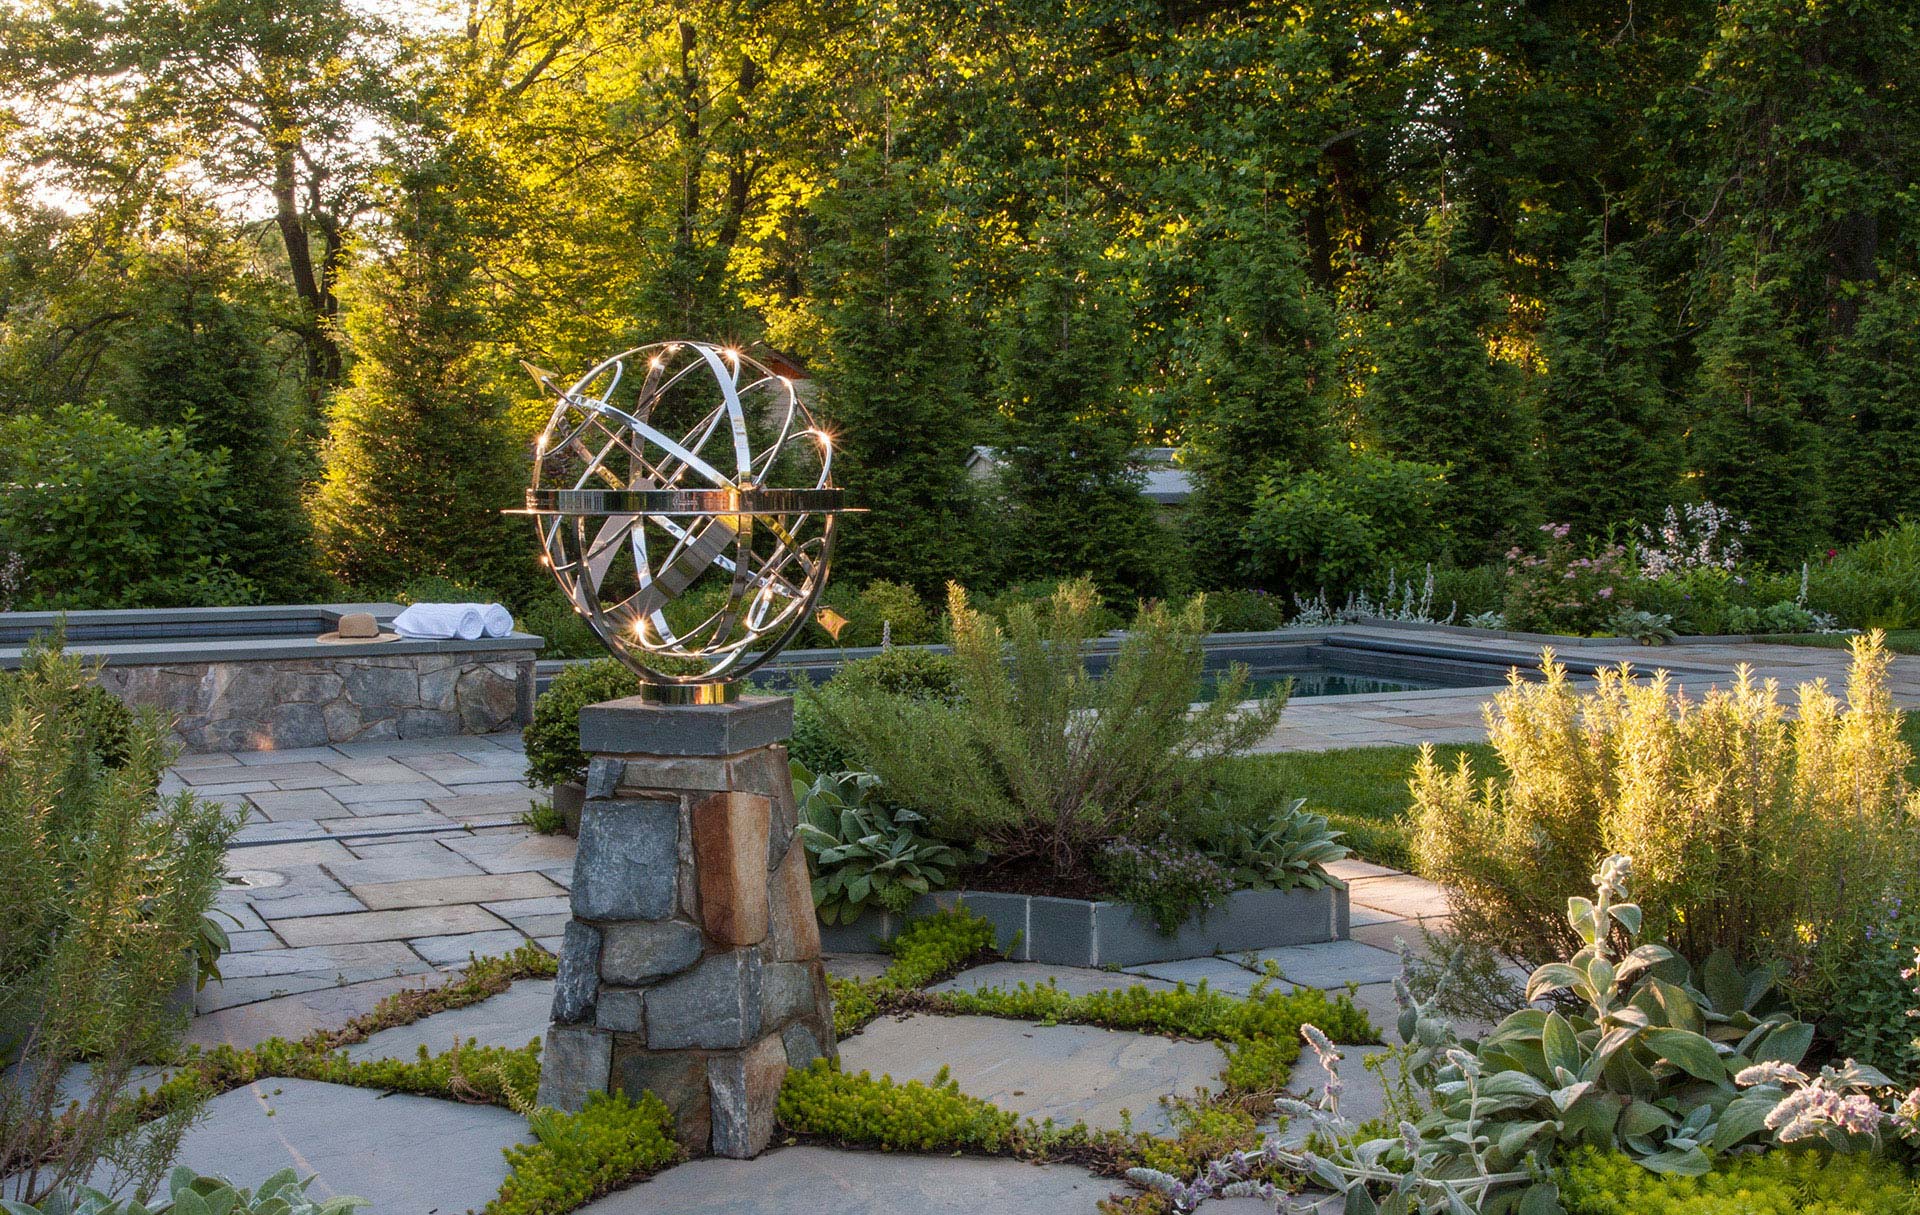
(316, 612), (401, 644)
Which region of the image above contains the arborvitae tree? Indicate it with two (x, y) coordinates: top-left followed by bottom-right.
(1363, 208), (1534, 557)
(1537, 234), (1677, 536)
(313, 139), (534, 601)
(987, 218), (1167, 598)
(1826, 273), (1920, 536)
(1182, 203), (1337, 585)
(809, 148), (981, 594)
(123, 270), (323, 601)
(1689, 264), (1829, 562)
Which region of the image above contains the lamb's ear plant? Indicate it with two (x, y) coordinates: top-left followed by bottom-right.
(792, 763), (981, 924)
(1196, 796), (1350, 891)
(1181, 856), (1824, 1215)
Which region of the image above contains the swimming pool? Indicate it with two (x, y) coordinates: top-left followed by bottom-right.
(1204, 667), (1468, 699)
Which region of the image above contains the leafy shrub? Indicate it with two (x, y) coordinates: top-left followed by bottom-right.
(980, 578), (1125, 634)
(1502, 522), (1634, 634)
(486, 1091), (680, 1215)
(1558, 1147), (1918, 1215)
(0, 643), (237, 1204)
(1240, 450), (1451, 600)
(522, 659), (639, 787)
(1428, 563), (1506, 617)
(0, 668), (134, 769)
(788, 647), (962, 775)
(1411, 635), (1918, 988)
(842, 580), (939, 647)
(800, 579), (1285, 881)
(10, 1167), (369, 1215)
(1814, 892), (1920, 1083)
(516, 592), (603, 660)
(1806, 521), (1920, 630)
(1273, 857), (1820, 1212)
(1095, 838), (1236, 934)
(1192, 797), (1350, 891)
(0, 404), (257, 609)
(1605, 607), (1677, 644)
(1726, 599), (1820, 635)
(794, 766), (980, 924)
(1199, 589), (1287, 633)
(1628, 565), (1750, 636)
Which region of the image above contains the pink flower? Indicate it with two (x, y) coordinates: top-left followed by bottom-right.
(1598, 587), (1613, 599)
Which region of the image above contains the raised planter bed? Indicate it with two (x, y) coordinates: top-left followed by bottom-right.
(819, 883), (1349, 969)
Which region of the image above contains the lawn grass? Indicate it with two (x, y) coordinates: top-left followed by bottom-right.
(1761, 630), (1920, 654)
(1216, 743), (1496, 872)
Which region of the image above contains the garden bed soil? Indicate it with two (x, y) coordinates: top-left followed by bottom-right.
(819, 883), (1349, 969)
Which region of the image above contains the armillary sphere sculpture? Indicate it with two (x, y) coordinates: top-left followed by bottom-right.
(516, 340), (847, 703)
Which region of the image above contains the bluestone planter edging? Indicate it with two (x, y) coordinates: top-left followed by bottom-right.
(818, 882), (1348, 968)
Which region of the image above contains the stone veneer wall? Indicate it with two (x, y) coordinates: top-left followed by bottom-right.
(97, 652), (536, 752)
(536, 696), (834, 1159)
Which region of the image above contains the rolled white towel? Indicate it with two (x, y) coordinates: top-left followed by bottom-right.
(479, 603), (514, 638)
(393, 603), (486, 640)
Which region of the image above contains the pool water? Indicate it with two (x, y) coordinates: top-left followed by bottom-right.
(1204, 668), (1458, 700)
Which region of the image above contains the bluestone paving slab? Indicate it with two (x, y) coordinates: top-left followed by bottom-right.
(1286, 1043), (1396, 1130)
(253, 892), (368, 920)
(840, 1014), (1224, 1134)
(216, 940), (419, 979)
(343, 798), (434, 817)
(409, 929), (532, 967)
(580, 1146), (1118, 1215)
(353, 871), (563, 910)
(324, 811), (459, 835)
(246, 789), (352, 820)
(153, 1079), (529, 1212)
(442, 831), (576, 873)
(1124, 956), (1279, 995)
(430, 791), (541, 819)
(928, 962), (1177, 998)
(272, 904), (509, 947)
(224, 839), (356, 867)
(191, 781), (278, 800)
(324, 848), (483, 886)
(181, 762), (337, 786)
(195, 970), (421, 1014)
(331, 780), (454, 805)
(1346, 876), (1451, 920)
(345, 980), (552, 1061)
(187, 974), (439, 1049)
(1248, 939), (1403, 988)
(224, 930), (281, 953)
(482, 895), (572, 919)
(234, 746), (342, 765)
(1323, 859), (1403, 882)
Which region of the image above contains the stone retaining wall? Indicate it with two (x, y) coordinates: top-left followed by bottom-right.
(98, 651), (536, 752)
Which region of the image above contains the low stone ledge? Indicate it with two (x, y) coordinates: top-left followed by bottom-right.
(820, 883), (1349, 969)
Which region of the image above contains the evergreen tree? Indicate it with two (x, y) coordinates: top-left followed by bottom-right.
(1362, 208), (1534, 557)
(123, 266), (323, 601)
(809, 148), (981, 594)
(1689, 264), (1828, 562)
(1825, 272), (1920, 538)
(313, 137), (534, 601)
(1182, 202), (1337, 585)
(1537, 233), (1676, 536)
(987, 217), (1166, 598)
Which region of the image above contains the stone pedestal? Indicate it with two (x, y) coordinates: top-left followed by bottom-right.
(535, 694), (835, 1158)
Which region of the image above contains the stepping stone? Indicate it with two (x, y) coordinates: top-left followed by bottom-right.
(1322, 859), (1403, 881)
(927, 962), (1176, 998)
(1247, 940), (1403, 989)
(1123, 956), (1281, 996)
(1284, 1041), (1397, 1133)
(188, 975), (440, 1050)
(352, 871), (563, 910)
(409, 928), (531, 967)
(839, 1014), (1224, 1135)
(581, 1145), (1119, 1214)
(272, 905), (509, 948)
(1345, 876), (1451, 921)
(119, 1078), (530, 1212)
(345, 980), (552, 1062)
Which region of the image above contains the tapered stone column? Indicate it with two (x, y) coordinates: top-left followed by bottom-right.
(534, 694), (835, 1158)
